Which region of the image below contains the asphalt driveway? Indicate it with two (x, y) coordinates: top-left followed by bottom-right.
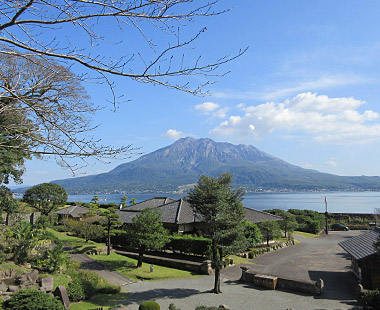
(122, 231), (363, 310)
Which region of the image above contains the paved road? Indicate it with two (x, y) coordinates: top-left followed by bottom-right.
(70, 254), (133, 287)
(121, 231), (363, 310)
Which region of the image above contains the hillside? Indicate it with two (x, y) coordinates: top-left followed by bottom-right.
(52, 137), (380, 194)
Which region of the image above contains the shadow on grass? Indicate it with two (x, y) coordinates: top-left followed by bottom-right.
(95, 257), (136, 270)
(90, 292), (129, 306)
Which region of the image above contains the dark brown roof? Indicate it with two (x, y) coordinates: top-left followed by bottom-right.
(244, 207), (282, 223)
(53, 205), (89, 218)
(120, 197), (175, 211)
(339, 227), (380, 261)
(117, 197), (281, 226)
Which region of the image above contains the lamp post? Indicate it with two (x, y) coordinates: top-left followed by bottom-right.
(324, 197), (328, 235)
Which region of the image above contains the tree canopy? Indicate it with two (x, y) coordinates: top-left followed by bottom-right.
(187, 173), (247, 293)
(23, 183), (68, 216)
(125, 208), (170, 268)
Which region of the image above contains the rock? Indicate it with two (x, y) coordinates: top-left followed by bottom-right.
(1, 294), (11, 301)
(7, 285), (18, 293)
(66, 275), (72, 280)
(29, 270), (39, 283)
(53, 286), (70, 309)
(40, 277), (54, 292)
(0, 281), (7, 292)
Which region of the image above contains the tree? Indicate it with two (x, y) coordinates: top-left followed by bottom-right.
(187, 173), (247, 294)
(0, 185), (17, 225)
(259, 220), (282, 246)
(0, 1), (245, 176)
(266, 209), (297, 238)
(243, 221), (262, 248)
(23, 183), (68, 216)
(126, 208), (169, 268)
(99, 207), (122, 255)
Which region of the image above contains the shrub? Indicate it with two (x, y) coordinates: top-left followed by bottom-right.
(165, 235), (211, 256)
(67, 276), (86, 301)
(168, 304), (181, 310)
(360, 289), (380, 308)
(3, 289), (64, 310)
(195, 306), (222, 310)
(248, 251), (254, 259)
(139, 301), (160, 310)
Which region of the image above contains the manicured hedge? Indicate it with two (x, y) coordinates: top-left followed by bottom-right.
(164, 235), (211, 257)
(112, 230), (211, 257)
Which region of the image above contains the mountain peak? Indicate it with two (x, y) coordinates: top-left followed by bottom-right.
(52, 137), (380, 194)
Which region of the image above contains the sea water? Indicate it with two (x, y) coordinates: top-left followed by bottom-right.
(68, 191), (380, 213)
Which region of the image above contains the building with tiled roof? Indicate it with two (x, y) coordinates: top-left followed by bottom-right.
(54, 205), (90, 221)
(339, 227), (380, 289)
(117, 197), (281, 233)
(120, 197), (176, 211)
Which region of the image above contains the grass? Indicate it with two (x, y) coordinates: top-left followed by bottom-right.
(92, 252), (199, 282)
(227, 254), (254, 265)
(69, 292), (129, 310)
(48, 228), (106, 254)
(293, 231), (319, 238)
(0, 262), (32, 275)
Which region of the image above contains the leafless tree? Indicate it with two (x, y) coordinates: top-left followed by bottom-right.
(0, 1), (246, 100)
(0, 1), (245, 178)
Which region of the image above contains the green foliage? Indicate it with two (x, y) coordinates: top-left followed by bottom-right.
(360, 289), (380, 308)
(32, 241), (69, 273)
(91, 195), (100, 205)
(139, 301), (160, 310)
(63, 217), (104, 242)
(243, 221), (262, 248)
(287, 209), (325, 234)
(187, 173), (247, 293)
(195, 306), (224, 310)
(0, 186), (17, 225)
(258, 220), (282, 246)
(165, 235), (211, 257)
(67, 270), (120, 301)
(100, 207), (122, 255)
(3, 289), (64, 310)
(125, 208), (170, 267)
(23, 183), (68, 216)
(168, 304), (181, 310)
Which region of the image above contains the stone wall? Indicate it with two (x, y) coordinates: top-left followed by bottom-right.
(240, 267), (323, 296)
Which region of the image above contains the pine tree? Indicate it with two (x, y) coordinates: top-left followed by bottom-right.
(187, 173), (247, 294)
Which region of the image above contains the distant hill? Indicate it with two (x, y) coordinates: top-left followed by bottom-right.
(52, 137), (380, 194)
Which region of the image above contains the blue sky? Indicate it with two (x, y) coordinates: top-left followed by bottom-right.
(11, 0), (380, 186)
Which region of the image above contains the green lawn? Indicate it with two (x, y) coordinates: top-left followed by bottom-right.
(293, 231), (319, 238)
(92, 252), (199, 282)
(227, 254), (254, 265)
(48, 228), (106, 254)
(69, 293), (129, 310)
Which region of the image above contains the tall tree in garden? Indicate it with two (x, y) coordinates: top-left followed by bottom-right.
(100, 207), (122, 255)
(120, 195), (128, 207)
(259, 220), (282, 246)
(187, 173), (247, 294)
(23, 183), (67, 216)
(125, 208), (169, 268)
(0, 185), (17, 225)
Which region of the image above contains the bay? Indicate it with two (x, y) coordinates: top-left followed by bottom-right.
(68, 191), (380, 214)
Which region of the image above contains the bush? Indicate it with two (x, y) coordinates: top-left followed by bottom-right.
(195, 306), (222, 310)
(67, 270), (120, 301)
(139, 301), (160, 310)
(3, 289), (64, 310)
(360, 289), (380, 308)
(168, 303), (181, 310)
(165, 235), (211, 256)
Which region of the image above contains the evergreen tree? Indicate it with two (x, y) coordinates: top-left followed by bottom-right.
(23, 183), (67, 216)
(187, 173), (247, 294)
(99, 207), (122, 255)
(0, 185), (17, 225)
(126, 208), (169, 268)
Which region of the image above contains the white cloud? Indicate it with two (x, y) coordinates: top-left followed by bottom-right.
(324, 160), (337, 167)
(195, 102), (220, 114)
(300, 163), (314, 169)
(210, 92), (380, 144)
(212, 107), (229, 119)
(162, 129), (190, 140)
(211, 74), (365, 101)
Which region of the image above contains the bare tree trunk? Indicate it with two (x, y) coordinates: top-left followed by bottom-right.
(137, 247), (144, 268)
(211, 241), (222, 294)
(107, 220), (111, 255)
(213, 267), (221, 294)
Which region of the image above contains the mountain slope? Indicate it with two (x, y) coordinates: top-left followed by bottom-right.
(52, 137), (380, 194)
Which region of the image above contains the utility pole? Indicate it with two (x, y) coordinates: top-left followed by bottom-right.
(324, 197), (328, 235)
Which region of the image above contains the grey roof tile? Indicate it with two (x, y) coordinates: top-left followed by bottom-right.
(243, 207), (282, 223)
(120, 197), (175, 211)
(339, 227), (380, 260)
(53, 205), (89, 218)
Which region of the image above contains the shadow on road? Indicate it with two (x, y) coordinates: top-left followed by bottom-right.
(125, 288), (202, 306)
